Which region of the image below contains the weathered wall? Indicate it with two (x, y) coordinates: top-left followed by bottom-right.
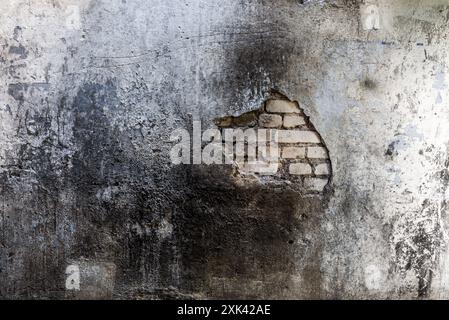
(1, 0), (449, 299)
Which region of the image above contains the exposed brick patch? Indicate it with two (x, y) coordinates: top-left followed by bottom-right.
(283, 114), (306, 128)
(266, 99), (301, 113)
(290, 162), (313, 175)
(214, 91), (332, 194)
(259, 114), (282, 128)
(282, 147), (306, 159)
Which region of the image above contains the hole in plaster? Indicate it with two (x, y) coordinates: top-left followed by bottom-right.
(213, 90), (332, 194)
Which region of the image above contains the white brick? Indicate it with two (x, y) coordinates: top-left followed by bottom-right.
(223, 143), (258, 163)
(257, 145), (279, 162)
(304, 178), (328, 192)
(282, 147), (305, 159)
(241, 162), (279, 175)
(283, 114), (306, 128)
(266, 100), (301, 113)
(234, 145), (258, 164)
(289, 163), (312, 175)
(245, 144), (258, 162)
(258, 114), (282, 128)
(314, 163), (329, 175)
(307, 146), (328, 159)
(276, 130), (321, 144)
(224, 128), (257, 143)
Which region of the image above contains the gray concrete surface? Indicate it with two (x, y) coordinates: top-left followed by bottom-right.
(1, 0), (449, 299)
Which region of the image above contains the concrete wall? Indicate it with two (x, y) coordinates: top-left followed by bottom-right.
(1, 0), (449, 299)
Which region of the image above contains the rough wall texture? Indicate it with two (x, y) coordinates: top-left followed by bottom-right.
(1, 0), (449, 299)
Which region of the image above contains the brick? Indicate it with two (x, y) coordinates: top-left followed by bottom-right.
(314, 163), (329, 175)
(245, 144), (259, 162)
(276, 130), (321, 144)
(258, 144), (280, 162)
(241, 162), (279, 175)
(289, 163), (312, 175)
(242, 143), (257, 160)
(233, 111), (258, 127)
(282, 147), (305, 159)
(304, 178), (328, 192)
(232, 142), (259, 164)
(266, 100), (301, 113)
(223, 143), (260, 164)
(283, 114), (306, 128)
(224, 128), (258, 143)
(307, 146), (328, 159)
(259, 113), (282, 128)
(214, 116), (233, 128)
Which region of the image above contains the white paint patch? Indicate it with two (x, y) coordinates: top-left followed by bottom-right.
(157, 218), (174, 239)
(65, 5), (81, 30)
(96, 186), (119, 202)
(65, 265), (80, 291)
(361, 4), (380, 30)
(325, 221), (334, 232)
(64, 261), (116, 298)
(364, 265), (382, 291)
